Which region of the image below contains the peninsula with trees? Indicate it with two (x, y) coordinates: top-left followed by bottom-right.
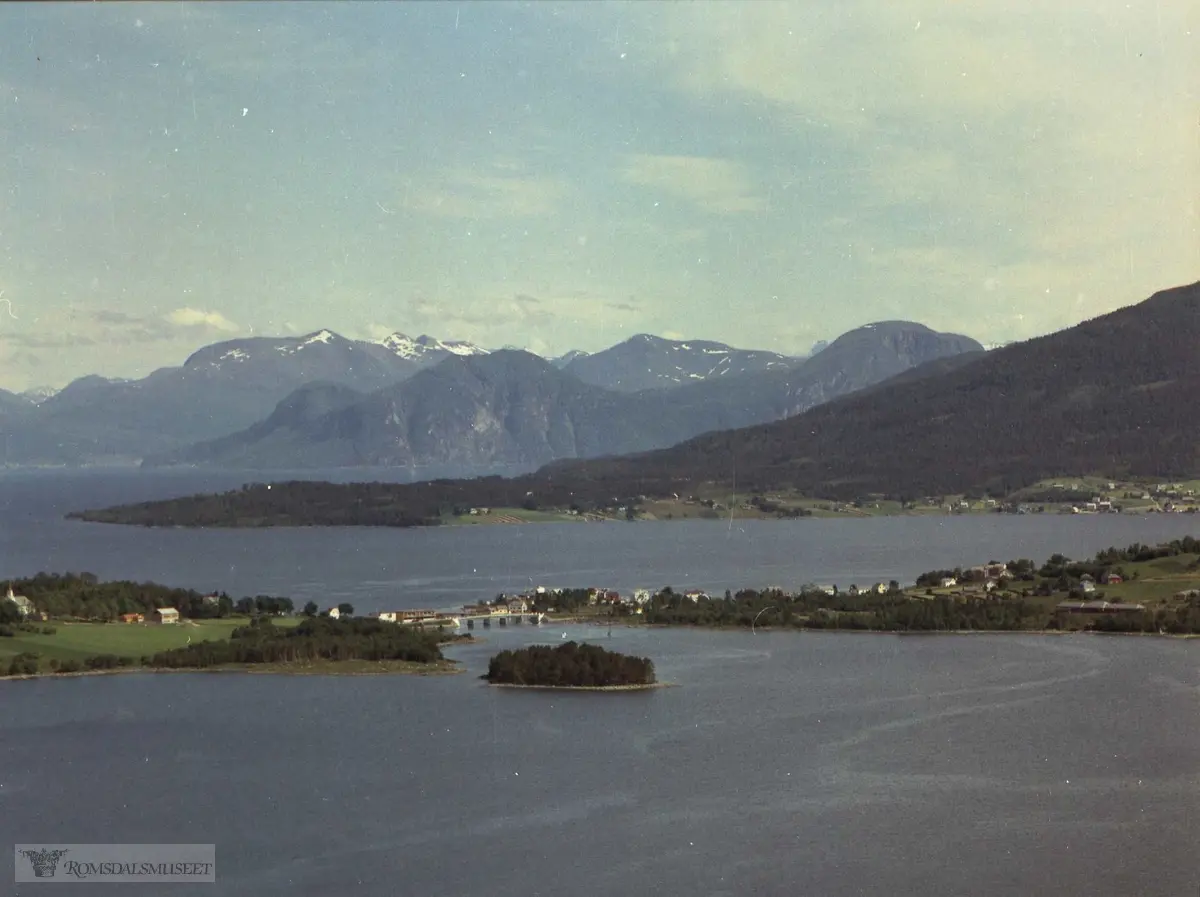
(0, 573), (463, 678)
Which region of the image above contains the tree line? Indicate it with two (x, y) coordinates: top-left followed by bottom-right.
(642, 588), (1047, 632)
(144, 616), (449, 669)
(1, 572), (295, 621)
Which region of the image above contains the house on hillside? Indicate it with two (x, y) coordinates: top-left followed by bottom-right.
(151, 607), (179, 625)
(939, 577), (958, 589)
(119, 613), (144, 624)
(328, 607), (341, 619)
(1100, 572), (1123, 585)
(5, 586), (33, 618)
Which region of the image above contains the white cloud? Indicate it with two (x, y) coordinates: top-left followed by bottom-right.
(165, 307), (239, 331)
(596, 0), (1200, 326)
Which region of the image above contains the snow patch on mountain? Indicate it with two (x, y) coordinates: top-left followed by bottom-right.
(376, 332), (488, 360)
(300, 329), (336, 347)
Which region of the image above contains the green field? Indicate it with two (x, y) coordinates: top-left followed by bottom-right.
(0, 617), (300, 671)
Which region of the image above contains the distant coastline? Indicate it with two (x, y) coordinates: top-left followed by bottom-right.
(64, 473), (1199, 529)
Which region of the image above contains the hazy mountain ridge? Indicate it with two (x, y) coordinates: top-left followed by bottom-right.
(562, 334), (799, 392)
(148, 322), (982, 470)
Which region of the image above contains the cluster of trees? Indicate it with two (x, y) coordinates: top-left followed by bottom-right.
(1094, 537), (1200, 565)
(1, 572), (295, 622)
(527, 588), (591, 613)
(6, 653), (39, 676)
(144, 616), (447, 669)
(914, 559), (1037, 588)
(803, 597), (1043, 631)
(6, 573), (223, 621)
(642, 588), (1046, 631)
(485, 641), (655, 687)
(233, 595), (294, 616)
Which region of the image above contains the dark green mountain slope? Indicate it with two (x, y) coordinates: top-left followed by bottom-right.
(558, 280), (1200, 500)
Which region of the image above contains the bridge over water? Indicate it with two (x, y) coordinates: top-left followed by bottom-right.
(459, 612), (546, 630)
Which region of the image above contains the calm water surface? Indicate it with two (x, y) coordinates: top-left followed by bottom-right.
(3, 470), (1200, 895)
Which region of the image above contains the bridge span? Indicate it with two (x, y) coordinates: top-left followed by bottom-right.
(385, 611), (546, 630)
(459, 612), (546, 630)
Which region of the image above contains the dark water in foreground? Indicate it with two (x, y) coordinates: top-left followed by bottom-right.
(4, 470), (1200, 895)
(5, 630), (1200, 896)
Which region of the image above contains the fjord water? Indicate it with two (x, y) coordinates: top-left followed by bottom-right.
(4, 470), (1200, 896)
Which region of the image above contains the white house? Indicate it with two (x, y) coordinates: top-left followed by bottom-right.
(328, 607), (341, 619)
(5, 586), (33, 617)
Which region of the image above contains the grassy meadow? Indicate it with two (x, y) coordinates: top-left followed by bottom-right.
(0, 617), (301, 672)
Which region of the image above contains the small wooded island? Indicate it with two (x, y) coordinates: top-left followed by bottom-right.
(484, 641), (659, 690)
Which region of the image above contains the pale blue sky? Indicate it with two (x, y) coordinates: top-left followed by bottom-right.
(0, 1), (1196, 390)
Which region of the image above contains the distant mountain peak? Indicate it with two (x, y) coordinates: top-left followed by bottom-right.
(20, 385), (58, 403)
(298, 329), (338, 347)
(376, 332), (488, 359)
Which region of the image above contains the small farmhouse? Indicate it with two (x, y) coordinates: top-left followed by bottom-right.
(151, 607), (180, 625)
(119, 613), (144, 624)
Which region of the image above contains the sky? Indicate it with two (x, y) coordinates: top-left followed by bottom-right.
(0, 1), (1196, 392)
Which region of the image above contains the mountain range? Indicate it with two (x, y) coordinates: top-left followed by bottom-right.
(65, 279), (1200, 527)
(141, 322), (981, 472)
(431, 279), (1200, 505)
(0, 320), (981, 470)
